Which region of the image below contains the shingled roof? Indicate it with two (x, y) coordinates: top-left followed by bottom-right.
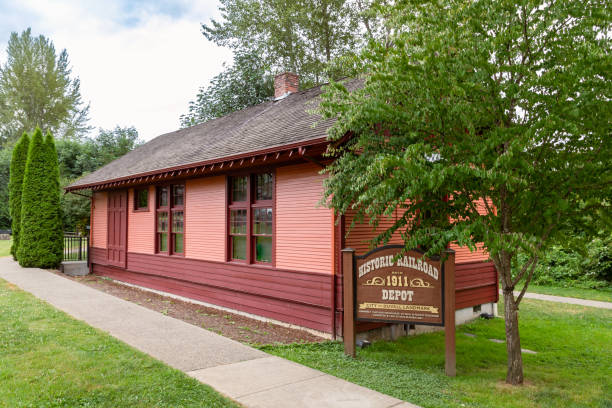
(67, 79), (356, 191)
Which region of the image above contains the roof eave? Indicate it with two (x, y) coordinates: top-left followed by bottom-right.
(65, 137), (331, 192)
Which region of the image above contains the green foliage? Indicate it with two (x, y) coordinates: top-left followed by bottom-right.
(91, 126), (141, 168)
(181, 51), (274, 126)
(524, 236), (612, 289)
(203, 0), (366, 85)
(8, 132), (29, 258)
(185, 0), (382, 126)
(320, 0), (610, 383)
(321, 0), (610, 287)
(56, 126), (141, 231)
(0, 147), (11, 229)
(0, 28), (90, 145)
(17, 128), (63, 268)
(45, 131), (64, 258)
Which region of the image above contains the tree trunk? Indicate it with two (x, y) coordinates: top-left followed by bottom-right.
(503, 287), (524, 385)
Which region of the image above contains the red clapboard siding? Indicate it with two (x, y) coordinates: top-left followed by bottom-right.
(128, 186), (155, 254)
(90, 246), (107, 265)
(92, 192), (107, 248)
(344, 208), (405, 255)
(91, 251), (333, 333)
(276, 163), (333, 274)
(455, 261), (498, 309)
(185, 176), (226, 261)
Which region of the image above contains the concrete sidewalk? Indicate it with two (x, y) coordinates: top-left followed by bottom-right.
(507, 290), (612, 310)
(0, 257), (417, 408)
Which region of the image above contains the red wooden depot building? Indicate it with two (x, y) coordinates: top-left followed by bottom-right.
(66, 73), (498, 338)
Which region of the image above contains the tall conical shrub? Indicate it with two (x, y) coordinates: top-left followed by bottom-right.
(8, 132), (30, 259)
(17, 128), (63, 268)
(45, 131), (64, 261)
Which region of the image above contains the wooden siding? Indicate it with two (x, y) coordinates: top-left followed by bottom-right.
(451, 198), (490, 263)
(91, 192), (107, 248)
(345, 208), (405, 256)
(185, 176), (226, 261)
(346, 204), (490, 263)
(450, 242), (489, 263)
(128, 186), (155, 254)
(276, 163), (333, 274)
(91, 250), (333, 332)
(456, 261), (498, 309)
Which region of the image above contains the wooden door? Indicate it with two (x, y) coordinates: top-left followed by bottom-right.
(107, 190), (128, 268)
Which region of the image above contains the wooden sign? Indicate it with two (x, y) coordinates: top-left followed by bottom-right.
(342, 245), (456, 376)
(355, 246), (444, 325)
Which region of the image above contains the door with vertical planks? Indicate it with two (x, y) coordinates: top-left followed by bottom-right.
(107, 190), (128, 268)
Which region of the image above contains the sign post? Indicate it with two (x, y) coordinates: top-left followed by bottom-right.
(342, 248), (356, 358)
(444, 250), (456, 376)
(342, 245), (456, 376)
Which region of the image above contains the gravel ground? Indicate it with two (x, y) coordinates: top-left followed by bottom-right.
(52, 270), (327, 345)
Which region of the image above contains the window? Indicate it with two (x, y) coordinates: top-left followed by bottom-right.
(156, 184), (184, 254)
(134, 188), (148, 211)
(228, 172), (274, 264)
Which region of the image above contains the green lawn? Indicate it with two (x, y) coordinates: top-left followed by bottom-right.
(527, 284), (612, 302)
(0, 239), (11, 257)
(0, 279), (239, 408)
(261, 297), (612, 408)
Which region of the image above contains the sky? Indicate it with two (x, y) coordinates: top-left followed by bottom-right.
(0, 0), (233, 141)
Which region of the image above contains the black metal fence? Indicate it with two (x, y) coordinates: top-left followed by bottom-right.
(63, 233), (89, 262)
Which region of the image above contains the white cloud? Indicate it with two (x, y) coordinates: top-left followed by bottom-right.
(0, 0), (232, 141)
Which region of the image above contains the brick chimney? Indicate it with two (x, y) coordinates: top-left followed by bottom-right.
(274, 72), (299, 99)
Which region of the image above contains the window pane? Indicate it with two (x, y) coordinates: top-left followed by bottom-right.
(231, 176), (248, 202)
(158, 233), (168, 252)
(172, 211), (184, 233)
(232, 236), (246, 260)
(173, 185), (184, 207)
(253, 208), (273, 235)
(158, 187), (168, 207)
(173, 233), (184, 253)
(256, 173), (273, 201)
(255, 237), (272, 262)
(136, 188), (148, 209)
(230, 209), (247, 234)
(157, 211), (168, 232)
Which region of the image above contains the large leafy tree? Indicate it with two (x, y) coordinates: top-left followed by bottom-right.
(0, 28), (90, 145)
(8, 132), (29, 258)
(18, 128), (63, 268)
(321, 0), (610, 385)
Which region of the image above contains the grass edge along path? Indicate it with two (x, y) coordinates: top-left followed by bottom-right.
(0, 278), (239, 408)
(261, 297), (612, 408)
(525, 284), (612, 303)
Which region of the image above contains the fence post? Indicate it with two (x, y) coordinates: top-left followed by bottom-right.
(78, 236), (82, 261)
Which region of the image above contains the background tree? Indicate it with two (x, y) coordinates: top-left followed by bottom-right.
(56, 126), (142, 231)
(203, 0), (362, 86)
(18, 128), (63, 268)
(0, 28), (90, 145)
(320, 0), (610, 385)
(8, 132), (29, 257)
(184, 0), (383, 126)
(181, 51), (274, 126)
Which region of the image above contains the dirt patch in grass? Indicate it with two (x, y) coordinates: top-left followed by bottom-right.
(51, 270), (326, 345)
